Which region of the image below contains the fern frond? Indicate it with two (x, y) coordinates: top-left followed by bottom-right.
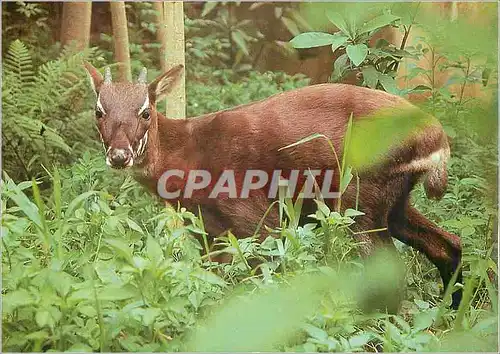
(3, 40), (34, 106)
(7, 112), (71, 153)
(26, 50), (95, 115)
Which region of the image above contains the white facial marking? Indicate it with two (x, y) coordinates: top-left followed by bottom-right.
(136, 137), (144, 156)
(140, 131), (148, 155)
(138, 95), (149, 115)
(135, 130), (149, 158)
(97, 94), (106, 114)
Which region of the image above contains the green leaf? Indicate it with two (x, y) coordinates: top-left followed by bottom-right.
(231, 30), (249, 56)
(146, 235), (164, 265)
(278, 133), (325, 151)
(348, 333), (372, 348)
(340, 166), (353, 194)
(126, 219), (144, 233)
(52, 168), (62, 219)
(104, 239), (134, 265)
(302, 323), (328, 340)
(414, 299), (430, 309)
(406, 67), (428, 80)
(31, 178), (49, 242)
(378, 74), (398, 94)
(362, 66), (379, 88)
(99, 285), (137, 301)
(461, 226), (475, 237)
(35, 310), (52, 328)
(332, 53), (349, 81)
(344, 208), (365, 217)
(77, 305), (97, 317)
(142, 307), (161, 326)
(192, 268), (227, 287)
(3, 289), (35, 314)
(281, 17), (300, 36)
(326, 12), (350, 37)
(201, 2), (218, 17)
(359, 13), (400, 34)
(49, 271), (74, 297)
(290, 32), (336, 49)
(4, 178), (42, 229)
(68, 287), (93, 303)
(413, 309), (436, 331)
(346, 44), (368, 66)
(411, 84), (432, 92)
(314, 200), (331, 217)
(331, 33), (349, 53)
(65, 191), (99, 218)
(67, 344), (93, 352)
(26, 330), (50, 340)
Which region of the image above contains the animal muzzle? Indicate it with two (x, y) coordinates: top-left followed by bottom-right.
(106, 148), (133, 169)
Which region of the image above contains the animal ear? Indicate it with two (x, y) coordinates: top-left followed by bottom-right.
(148, 64), (184, 103)
(83, 61), (104, 96)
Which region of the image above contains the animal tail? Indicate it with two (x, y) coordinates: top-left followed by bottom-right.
(423, 143), (450, 200)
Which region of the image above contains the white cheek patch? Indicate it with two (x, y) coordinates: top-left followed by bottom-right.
(138, 95), (149, 115)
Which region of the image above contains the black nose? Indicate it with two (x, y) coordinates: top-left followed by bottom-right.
(108, 149), (132, 168)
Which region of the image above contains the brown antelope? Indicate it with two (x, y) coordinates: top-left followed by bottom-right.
(83, 62), (462, 308)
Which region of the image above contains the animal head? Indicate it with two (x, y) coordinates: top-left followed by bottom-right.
(83, 62), (184, 169)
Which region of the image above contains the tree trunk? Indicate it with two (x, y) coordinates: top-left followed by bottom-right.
(60, 2), (92, 50)
(110, 1), (131, 82)
(153, 2), (168, 73)
(163, 1), (186, 119)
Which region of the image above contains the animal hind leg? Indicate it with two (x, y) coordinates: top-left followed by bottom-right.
(388, 199), (463, 309)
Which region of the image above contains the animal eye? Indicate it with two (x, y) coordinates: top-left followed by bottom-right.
(95, 109), (103, 119)
(141, 109), (150, 120)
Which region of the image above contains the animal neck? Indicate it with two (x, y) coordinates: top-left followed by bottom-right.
(135, 110), (193, 188)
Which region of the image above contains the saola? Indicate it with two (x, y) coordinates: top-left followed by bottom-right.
(83, 62), (462, 308)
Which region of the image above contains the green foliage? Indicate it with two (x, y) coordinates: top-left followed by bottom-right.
(186, 251), (403, 352)
(2, 154), (226, 352)
(186, 68), (309, 116)
(290, 4), (417, 91)
(2, 2), (52, 63)
(2, 40), (101, 181)
(2, 152), (497, 351)
(187, 2), (311, 72)
(186, 2), (262, 72)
